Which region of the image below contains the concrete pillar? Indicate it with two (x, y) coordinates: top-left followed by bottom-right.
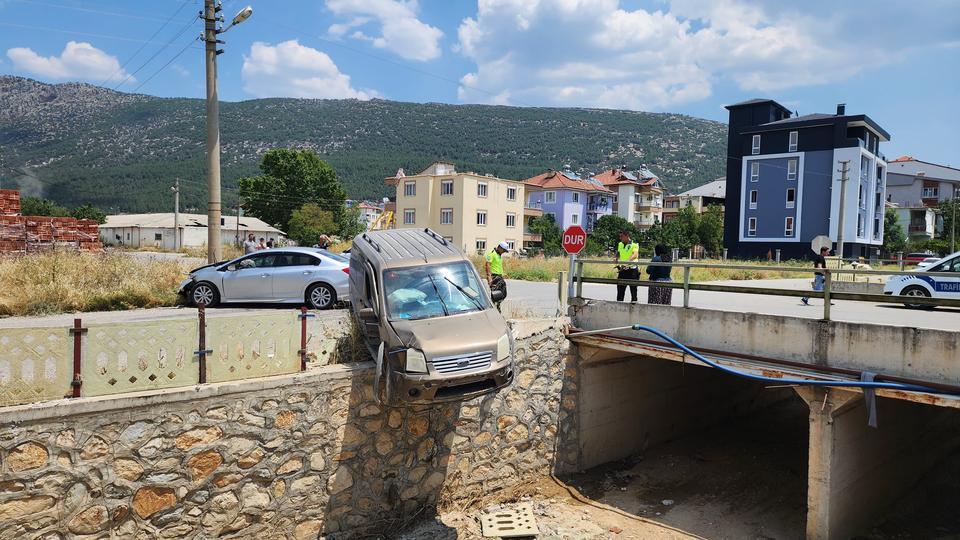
(795, 387), (960, 539)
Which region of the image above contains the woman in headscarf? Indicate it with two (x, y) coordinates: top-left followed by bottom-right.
(646, 244), (673, 305)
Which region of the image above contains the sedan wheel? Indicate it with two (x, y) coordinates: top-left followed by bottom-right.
(192, 282), (220, 307)
(308, 283), (335, 310)
(902, 285), (932, 310)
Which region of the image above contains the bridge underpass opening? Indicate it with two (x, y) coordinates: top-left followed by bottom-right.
(569, 346), (960, 539)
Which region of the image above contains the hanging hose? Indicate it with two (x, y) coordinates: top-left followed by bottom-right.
(570, 325), (960, 397)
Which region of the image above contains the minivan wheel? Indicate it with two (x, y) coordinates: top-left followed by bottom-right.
(191, 282), (220, 307)
(307, 283), (335, 310)
(902, 285), (933, 310)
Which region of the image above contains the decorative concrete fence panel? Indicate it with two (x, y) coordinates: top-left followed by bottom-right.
(82, 319), (200, 397)
(205, 312), (299, 383)
(0, 327), (71, 407)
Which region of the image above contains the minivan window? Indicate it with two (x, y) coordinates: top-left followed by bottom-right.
(383, 261), (487, 320)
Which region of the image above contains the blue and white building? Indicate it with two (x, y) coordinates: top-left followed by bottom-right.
(723, 99), (890, 259)
(524, 170), (613, 232)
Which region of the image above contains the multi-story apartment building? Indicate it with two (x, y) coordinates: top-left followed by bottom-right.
(723, 99), (890, 259)
(356, 202), (383, 230)
(524, 170), (613, 232)
(662, 178), (726, 222)
(594, 166), (664, 230)
(885, 156), (960, 208)
(386, 161), (526, 253)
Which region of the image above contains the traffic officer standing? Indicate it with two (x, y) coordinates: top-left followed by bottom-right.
(615, 230), (640, 302)
(486, 241), (509, 311)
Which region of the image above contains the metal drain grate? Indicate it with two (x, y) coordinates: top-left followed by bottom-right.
(480, 503), (539, 538)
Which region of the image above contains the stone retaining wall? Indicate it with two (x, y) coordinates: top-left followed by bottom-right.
(0, 318), (576, 539)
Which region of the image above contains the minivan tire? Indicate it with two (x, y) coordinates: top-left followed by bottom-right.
(901, 285), (933, 310)
(307, 283), (336, 310)
(191, 282), (220, 307)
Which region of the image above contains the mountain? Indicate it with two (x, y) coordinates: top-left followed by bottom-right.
(0, 76), (727, 213)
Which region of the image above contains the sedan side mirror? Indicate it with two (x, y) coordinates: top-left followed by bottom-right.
(226, 264), (237, 272)
(490, 289), (506, 303)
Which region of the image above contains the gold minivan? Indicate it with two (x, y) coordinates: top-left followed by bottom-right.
(349, 228), (514, 406)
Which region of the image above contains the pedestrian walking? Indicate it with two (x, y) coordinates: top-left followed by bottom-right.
(615, 230), (640, 303)
(802, 246), (830, 305)
(646, 244), (673, 305)
(485, 241), (509, 311)
(243, 233), (258, 254)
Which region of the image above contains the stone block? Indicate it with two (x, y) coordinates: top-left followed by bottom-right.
(7, 442), (48, 472)
(174, 426), (223, 450)
(327, 468), (353, 494)
(113, 458), (144, 481)
(132, 487), (177, 519)
(0, 495), (55, 520)
(275, 410), (297, 429)
(187, 450), (223, 482)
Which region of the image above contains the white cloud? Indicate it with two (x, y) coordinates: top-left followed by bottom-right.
(326, 0), (443, 61)
(241, 40), (379, 100)
(6, 41), (130, 83)
(454, 0), (915, 110)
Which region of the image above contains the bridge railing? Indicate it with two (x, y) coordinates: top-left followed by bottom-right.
(571, 259), (960, 321)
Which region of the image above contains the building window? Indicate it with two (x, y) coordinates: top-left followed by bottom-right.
(787, 159), (797, 180)
(750, 161), (759, 182)
(546, 212), (556, 221)
(507, 187), (517, 201)
(506, 213), (516, 227)
(784, 217), (794, 237)
(403, 209), (415, 224)
(476, 210), (487, 226)
(545, 191), (556, 203)
(748, 217), (757, 237)
(788, 131), (798, 152)
(571, 213), (579, 225)
(749, 190), (758, 210)
(922, 187), (938, 198)
(751, 134), (761, 155)
(506, 240), (515, 250)
(572, 192), (580, 203)
(786, 188), (796, 209)
(441, 180), (453, 196)
(477, 182), (488, 198)
(857, 214), (865, 237)
(859, 185), (866, 209)
(476, 239), (487, 251)
(403, 181), (416, 197)
(440, 208), (453, 225)
(154, 233), (162, 241)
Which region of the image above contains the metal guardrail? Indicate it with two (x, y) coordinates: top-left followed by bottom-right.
(572, 258), (960, 321)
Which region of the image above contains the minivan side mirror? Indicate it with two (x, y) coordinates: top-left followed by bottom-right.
(359, 307), (378, 320)
(490, 289), (506, 303)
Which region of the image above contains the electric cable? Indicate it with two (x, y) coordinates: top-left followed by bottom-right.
(99, 0), (193, 86)
(131, 36), (199, 93)
(113, 14), (199, 90)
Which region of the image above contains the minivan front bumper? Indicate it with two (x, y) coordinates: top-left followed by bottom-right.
(386, 359), (514, 405)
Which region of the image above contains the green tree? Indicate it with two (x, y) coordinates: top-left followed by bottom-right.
(238, 149), (347, 233)
(287, 203), (338, 246)
(882, 208), (906, 256)
(70, 204), (107, 224)
(940, 199), (959, 252)
(20, 197), (69, 217)
(339, 206), (366, 239)
(697, 204), (724, 255)
(529, 214), (563, 256)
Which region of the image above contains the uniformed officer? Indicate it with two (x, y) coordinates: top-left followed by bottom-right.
(615, 230), (640, 302)
(485, 241), (509, 311)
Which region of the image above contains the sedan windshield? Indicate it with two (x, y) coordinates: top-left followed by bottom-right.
(383, 261), (488, 320)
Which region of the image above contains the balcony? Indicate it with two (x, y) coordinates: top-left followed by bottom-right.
(908, 224), (932, 234)
(523, 201), (543, 217)
(635, 200), (663, 211)
(523, 232), (543, 243)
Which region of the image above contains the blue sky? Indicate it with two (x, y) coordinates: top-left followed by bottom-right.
(1, 0), (958, 165)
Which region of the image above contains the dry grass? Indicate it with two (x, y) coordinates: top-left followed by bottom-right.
(0, 250), (185, 316)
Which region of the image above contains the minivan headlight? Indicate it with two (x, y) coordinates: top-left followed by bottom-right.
(405, 348), (428, 373)
(497, 333), (511, 362)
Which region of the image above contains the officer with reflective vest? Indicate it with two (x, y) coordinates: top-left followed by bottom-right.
(615, 230), (640, 302)
(485, 241), (509, 311)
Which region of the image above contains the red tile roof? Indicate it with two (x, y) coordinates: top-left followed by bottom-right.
(891, 156), (914, 162)
(594, 168), (661, 187)
(524, 171), (612, 193)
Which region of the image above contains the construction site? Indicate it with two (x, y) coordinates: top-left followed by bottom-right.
(0, 189), (102, 253)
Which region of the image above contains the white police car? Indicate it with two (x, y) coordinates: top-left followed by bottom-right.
(883, 251), (960, 308)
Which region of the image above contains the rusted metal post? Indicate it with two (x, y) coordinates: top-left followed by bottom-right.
(575, 260), (584, 298)
(823, 270), (832, 321)
(299, 306), (308, 371)
(68, 318), (87, 398)
(197, 305), (208, 384)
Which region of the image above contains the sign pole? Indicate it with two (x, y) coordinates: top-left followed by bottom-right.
(568, 253), (576, 300)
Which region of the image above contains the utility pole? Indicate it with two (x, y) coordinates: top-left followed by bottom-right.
(203, 0), (222, 263)
(235, 196), (242, 248)
(171, 178), (180, 251)
(952, 187), (958, 254)
(835, 160), (850, 265)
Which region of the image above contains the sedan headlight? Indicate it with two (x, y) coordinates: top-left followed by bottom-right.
(497, 333), (512, 362)
(404, 348), (428, 373)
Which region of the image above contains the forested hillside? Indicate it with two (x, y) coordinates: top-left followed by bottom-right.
(0, 76), (727, 213)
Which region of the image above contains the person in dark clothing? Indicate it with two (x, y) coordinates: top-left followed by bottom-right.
(646, 244), (674, 305)
(801, 246), (830, 305)
(615, 231), (640, 302)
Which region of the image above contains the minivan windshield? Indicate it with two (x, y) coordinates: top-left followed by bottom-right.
(383, 261), (488, 320)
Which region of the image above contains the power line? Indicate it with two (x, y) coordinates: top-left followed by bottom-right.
(131, 36), (199, 93)
(99, 0), (193, 86)
(7, 0), (190, 23)
(0, 22), (204, 48)
(113, 14), (199, 90)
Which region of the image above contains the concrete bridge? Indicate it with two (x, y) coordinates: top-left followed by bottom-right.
(566, 297), (960, 539)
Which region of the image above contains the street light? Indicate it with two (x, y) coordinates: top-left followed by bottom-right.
(202, 2), (253, 263)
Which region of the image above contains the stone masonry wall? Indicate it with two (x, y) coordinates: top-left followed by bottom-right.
(0, 317), (578, 539)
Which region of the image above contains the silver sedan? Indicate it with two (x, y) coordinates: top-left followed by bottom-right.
(178, 247), (350, 309)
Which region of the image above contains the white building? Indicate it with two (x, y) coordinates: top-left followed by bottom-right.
(357, 202), (383, 230)
(100, 213), (284, 250)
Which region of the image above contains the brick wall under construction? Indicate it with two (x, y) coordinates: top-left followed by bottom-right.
(0, 189), (102, 254)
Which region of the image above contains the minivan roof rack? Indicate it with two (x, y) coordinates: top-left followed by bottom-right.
(361, 233), (381, 252)
(423, 228), (448, 245)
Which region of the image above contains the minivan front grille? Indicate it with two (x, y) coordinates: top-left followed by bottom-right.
(430, 351), (492, 374)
